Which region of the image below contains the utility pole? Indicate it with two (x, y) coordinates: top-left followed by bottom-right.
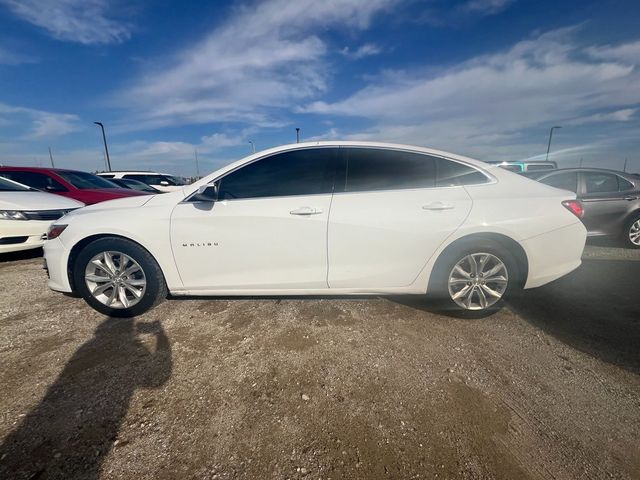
(48, 147), (55, 168)
(545, 126), (562, 162)
(249, 140), (255, 153)
(93, 122), (112, 171)
(296, 127), (300, 143)
(623, 158), (628, 172)
(194, 149), (200, 178)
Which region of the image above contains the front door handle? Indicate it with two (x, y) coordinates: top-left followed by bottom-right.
(290, 207), (323, 216)
(422, 202), (455, 211)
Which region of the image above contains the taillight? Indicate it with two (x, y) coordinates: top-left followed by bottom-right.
(562, 200), (584, 219)
(47, 224), (68, 240)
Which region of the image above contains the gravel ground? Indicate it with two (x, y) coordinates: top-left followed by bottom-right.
(0, 244), (638, 480)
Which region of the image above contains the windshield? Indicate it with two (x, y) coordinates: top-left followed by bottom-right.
(0, 176), (31, 191)
(56, 171), (121, 189)
(165, 175), (187, 186)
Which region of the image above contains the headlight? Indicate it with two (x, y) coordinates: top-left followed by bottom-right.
(47, 224), (68, 240)
(0, 210), (28, 220)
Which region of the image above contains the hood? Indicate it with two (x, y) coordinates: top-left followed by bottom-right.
(74, 194), (154, 213)
(0, 191), (84, 210)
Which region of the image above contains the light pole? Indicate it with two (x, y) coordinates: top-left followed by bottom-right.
(296, 127), (300, 143)
(249, 140), (255, 153)
(94, 122), (112, 171)
(48, 147), (55, 168)
(545, 126), (562, 162)
(194, 149), (200, 178)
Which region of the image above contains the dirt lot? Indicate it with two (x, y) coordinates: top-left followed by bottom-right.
(0, 245), (639, 480)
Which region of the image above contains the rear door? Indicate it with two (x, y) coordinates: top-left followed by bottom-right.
(327, 148), (483, 288)
(579, 171), (631, 235)
(170, 148), (339, 290)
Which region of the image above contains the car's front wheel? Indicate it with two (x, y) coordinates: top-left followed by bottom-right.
(73, 237), (167, 317)
(431, 241), (519, 311)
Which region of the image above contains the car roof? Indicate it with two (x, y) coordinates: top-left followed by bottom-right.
(0, 166), (88, 174)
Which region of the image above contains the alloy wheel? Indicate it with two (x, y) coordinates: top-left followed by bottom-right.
(448, 253), (508, 310)
(84, 251), (147, 309)
(629, 219), (640, 246)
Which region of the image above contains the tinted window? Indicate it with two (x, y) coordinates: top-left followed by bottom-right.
(218, 148), (337, 200)
(584, 172), (619, 194)
(436, 158), (489, 187)
(526, 164), (556, 171)
(0, 176), (30, 191)
(540, 172), (578, 193)
(100, 174), (115, 178)
(57, 171), (119, 189)
(0, 171), (67, 191)
(618, 177), (635, 191)
(344, 148), (435, 192)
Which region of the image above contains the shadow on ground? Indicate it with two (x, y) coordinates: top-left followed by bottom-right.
(507, 259), (640, 373)
(0, 248), (43, 263)
(0, 318), (172, 480)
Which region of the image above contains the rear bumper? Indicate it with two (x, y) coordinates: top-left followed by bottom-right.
(43, 237), (73, 292)
(522, 221), (587, 289)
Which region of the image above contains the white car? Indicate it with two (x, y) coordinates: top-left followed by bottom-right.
(97, 171), (187, 192)
(44, 142), (586, 317)
(0, 176), (83, 254)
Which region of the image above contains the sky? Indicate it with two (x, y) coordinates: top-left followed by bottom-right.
(1, 0), (639, 176)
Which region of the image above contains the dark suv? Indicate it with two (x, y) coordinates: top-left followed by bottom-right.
(531, 168), (640, 248)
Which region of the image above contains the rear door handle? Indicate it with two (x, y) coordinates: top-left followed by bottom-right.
(290, 207), (323, 216)
(422, 202), (455, 211)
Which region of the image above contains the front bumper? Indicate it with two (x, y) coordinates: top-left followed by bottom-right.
(0, 220), (51, 254)
(43, 237), (73, 293)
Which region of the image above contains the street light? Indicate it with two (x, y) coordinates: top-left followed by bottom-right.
(296, 128), (300, 143)
(94, 122), (112, 171)
(545, 126), (562, 162)
(249, 140), (255, 153)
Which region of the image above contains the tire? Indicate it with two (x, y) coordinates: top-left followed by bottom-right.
(623, 214), (640, 249)
(429, 240), (519, 312)
(73, 237), (168, 317)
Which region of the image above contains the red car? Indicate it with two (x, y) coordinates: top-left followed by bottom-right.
(0, 167), (149, 205)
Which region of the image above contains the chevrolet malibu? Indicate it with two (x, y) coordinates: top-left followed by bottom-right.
(43, 142), (587, 317)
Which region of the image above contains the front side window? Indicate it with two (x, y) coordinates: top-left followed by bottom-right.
(344, 148), (436, 192)
(583, 172), (619, 194)
(540, 172), (578, 193)
(0, 171), (67, 192)
(218, 148), (338, 200)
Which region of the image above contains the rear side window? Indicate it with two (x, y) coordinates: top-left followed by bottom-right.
(435, 158), (489, 187)
(583, 172), (619, 194)
(123, 174), (167, 185)
(218, 148), (338, 200)
(0, 171), (67, 191)
(540, 172), (578, 193)
(618, 177), (635, 191)
(344, 148), (436, 192)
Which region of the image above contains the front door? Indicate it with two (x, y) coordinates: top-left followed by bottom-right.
(580, 171), (630, 235)
(171, 148), (339, 290)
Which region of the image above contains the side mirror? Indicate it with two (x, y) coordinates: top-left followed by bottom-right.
(160, 180), (170, 186)
(192, 184), (218, 202)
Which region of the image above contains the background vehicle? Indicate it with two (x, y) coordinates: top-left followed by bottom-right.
(484, 160), (557, 174)
(44, 142), (586, 317)
(98, 171), (187, 192)
(107, 178), (161, 194)
(0, 176), (83, 254)
(530, 168), (640, 248)
(0, 167), (147, 205)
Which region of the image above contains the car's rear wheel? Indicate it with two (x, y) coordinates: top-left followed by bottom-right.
(624, 214), (640, 249)
(73, 237), (167, 317)
(431, 240), (519, 312)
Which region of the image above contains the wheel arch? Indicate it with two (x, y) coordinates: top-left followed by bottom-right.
(67, 233), (161, 294)
(428, 232), (529, 292)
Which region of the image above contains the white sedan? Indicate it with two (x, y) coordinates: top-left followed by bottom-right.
(44, 142), (586, 316)
(0, 176), (83, 254)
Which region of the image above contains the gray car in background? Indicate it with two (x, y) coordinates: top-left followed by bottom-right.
(531, 168), (640, 248)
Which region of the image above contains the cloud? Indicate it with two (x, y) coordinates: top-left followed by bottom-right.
(115, 0), (398, 131)
(0, 45), (37, 65)
(0, 0), (132, 45)
(565, 108), (636, 126)
(340, 43), (383, 60)
(586, 40), (640, 64)
(459, 0), (515, 15)
(302, 28), (640, 161)
(0, 102), (80, 138)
